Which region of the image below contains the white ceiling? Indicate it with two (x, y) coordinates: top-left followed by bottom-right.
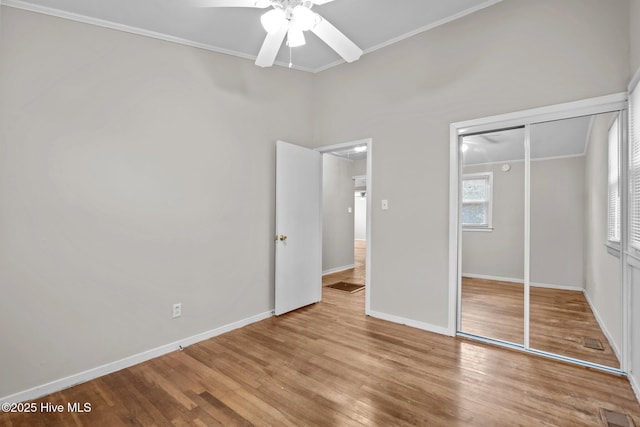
(2, 0), (503, 72)
(462, 115), (595, 166)
(327, 145), (367, 161)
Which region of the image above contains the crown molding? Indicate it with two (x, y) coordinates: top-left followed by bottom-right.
(0, 0), (316, 73)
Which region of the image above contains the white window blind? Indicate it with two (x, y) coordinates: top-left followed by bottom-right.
(630, 83), (640, 251)
(462, 172), (493, 230)
(608, 115), (621, 244)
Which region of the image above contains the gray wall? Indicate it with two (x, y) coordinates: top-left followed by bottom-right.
(322, 154), (355, 272)
(530, 156), (586, 288)
(462, 162), (525, 281)
(584, 112), (622, 353)
(632, 266), (640, 397)
(313, 0), (630, 327)
(632, 0), (640, 75)
(352, 159), (367, 177)
(0, 6), (314, 397)
(354, 194), (367, 240)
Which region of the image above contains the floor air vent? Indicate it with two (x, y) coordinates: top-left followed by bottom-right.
(583, 337), (605, 351)
(599, 408), (636, 427)
(326, 282), (365, 293)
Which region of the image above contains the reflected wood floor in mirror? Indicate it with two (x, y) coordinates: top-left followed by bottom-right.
(461, 277), (620, 368)
(4, 252), (640, 426)
(530, 287), (620, 368)
(461, 277), (525, 344)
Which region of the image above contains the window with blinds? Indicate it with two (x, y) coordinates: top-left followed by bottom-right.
(462, 172), (493, 231)
(630, 83), (640, 251)
(608, 115), (621, 245)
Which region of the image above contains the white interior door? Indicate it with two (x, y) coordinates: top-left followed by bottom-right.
(275, 140), (322, 315)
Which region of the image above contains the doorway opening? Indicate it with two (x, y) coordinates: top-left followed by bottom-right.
(317, 139), (372, 314)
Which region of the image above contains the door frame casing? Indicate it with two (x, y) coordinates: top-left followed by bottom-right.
(448, 93), (628, 370)
(316, 138), (373, 315)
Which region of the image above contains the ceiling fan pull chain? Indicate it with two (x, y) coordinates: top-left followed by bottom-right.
(289, 45), (293, 68)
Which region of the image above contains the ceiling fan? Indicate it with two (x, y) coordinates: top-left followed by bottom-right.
(192, 0), (363, 67)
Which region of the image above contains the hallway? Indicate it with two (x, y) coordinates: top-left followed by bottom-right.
(323, 240), (365, 287)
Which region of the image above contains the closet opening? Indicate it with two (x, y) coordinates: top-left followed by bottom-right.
(449, 94), (628, 374)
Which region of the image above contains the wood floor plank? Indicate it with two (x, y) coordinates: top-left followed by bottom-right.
(461, 277), (525, 344)
(192, 391), (250, 427)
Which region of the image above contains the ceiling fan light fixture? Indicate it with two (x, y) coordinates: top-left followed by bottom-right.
(292, 5), (318, 31)
(261, 8), (287, 33)
(287, 26), (305, 47)
(207, 0), (362, 67)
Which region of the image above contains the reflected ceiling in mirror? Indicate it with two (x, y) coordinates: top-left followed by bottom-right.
(462, 115), (593, 165)
(462, 127), (524, 166)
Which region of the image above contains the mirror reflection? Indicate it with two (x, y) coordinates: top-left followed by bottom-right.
(460, 127), (525, 345)
(459, 112), (623, 369)
(530, 113), (621, 369)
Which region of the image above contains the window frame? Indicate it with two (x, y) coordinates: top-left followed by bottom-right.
(607, 114), (621, 254)
(629, 80), (640, 257)
(461, 171), (494, 232)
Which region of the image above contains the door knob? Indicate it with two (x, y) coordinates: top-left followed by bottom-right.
(279, 235), (288, 241)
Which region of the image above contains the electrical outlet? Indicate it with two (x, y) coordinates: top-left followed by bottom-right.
(172, 303), (182, 318)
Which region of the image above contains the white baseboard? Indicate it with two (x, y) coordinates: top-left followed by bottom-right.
(367, 310), (454, 337)
(1, 310), (273, 404)
(462, 273), (584, 291)
(583, 291), (622, 362)
(529, 281), (584, 292)
(462, 273), (523, 284)
(322, 264), (355, 276)
(629, 371), (640, 405)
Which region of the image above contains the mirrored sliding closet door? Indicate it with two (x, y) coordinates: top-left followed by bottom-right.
(459, 127), (525, 345)
(457, 103), (626, 372)
(529, 113), (622, 369)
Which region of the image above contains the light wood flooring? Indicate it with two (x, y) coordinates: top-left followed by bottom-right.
(3, 243), (640, 426)
(461, 277), (620, 368)
(322, 239), (366, 288)
(461, 277), (524, 344)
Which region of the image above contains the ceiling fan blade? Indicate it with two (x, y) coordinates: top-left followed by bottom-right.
(310, 17), (362, 63)
(189, 0), (271, 8)
(255, 28), (287, 67)
(310, 0), (336, 4)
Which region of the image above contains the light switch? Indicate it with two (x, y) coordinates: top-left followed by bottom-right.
(381, 199), (389, 210)
(348, 207), (353, 213)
